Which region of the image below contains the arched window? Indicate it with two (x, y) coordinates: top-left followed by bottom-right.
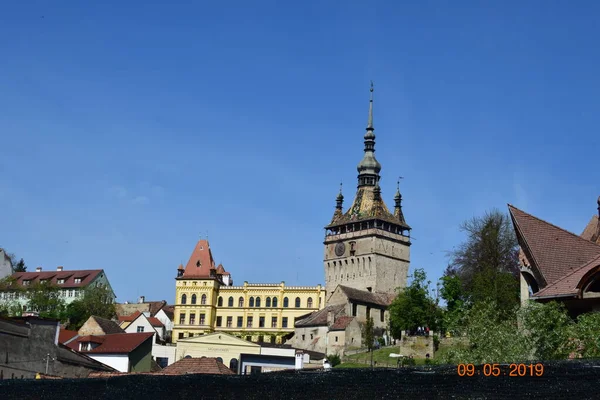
(229, 358), (239, 371)
(191, 294), (197, 304)
(181, 294), (187, 304)
(201, 294), (207, 305)
(238, 297), (244, 307)
(249, 297), (255, 307)
(265, 297), (271, 307)
(295, 297), (301, 308)
(228, 296), (234, 307)
(283, 297), (289, 308)
(307, 297), (313, 308)
(218, 296), (223, 307)
(272, 297), (278, 307)
(255, 297), (261, 307)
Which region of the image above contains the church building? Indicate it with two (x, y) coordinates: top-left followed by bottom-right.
(292, 83), (410, 355)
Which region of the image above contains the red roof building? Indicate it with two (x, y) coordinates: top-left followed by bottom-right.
(509, 198), (600, 315)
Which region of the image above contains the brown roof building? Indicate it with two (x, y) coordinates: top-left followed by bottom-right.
(508, 197), (600, 315)
(160, 357), (234, 375)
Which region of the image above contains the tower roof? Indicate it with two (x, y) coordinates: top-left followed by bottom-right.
(180, 240), (229, 279)
(356, 81), (382, 184)
(327, 83), (409, 231)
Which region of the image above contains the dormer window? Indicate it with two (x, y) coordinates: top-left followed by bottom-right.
(57, 279), (65, 284)
(74, 278), (82, 284)
(23, 280), (30, 286)
(40, 279), (47, 284)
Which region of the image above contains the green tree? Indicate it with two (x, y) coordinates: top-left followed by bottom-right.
(26, 281), (65, 319)
(568, 312), (600, 358)
(363, 316), (375, 350)
(64, 285), (116, 330)
(446, 209), (520, 314)
(12, 258), (26, 273)
(389, 268), (440, 338)
(518, 301), (572, 360)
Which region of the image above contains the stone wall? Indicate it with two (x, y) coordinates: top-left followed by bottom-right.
(397, 334), (435, 359)
(0, 249), (12, 280)
(0, 317), (113, 379)
(290, 325), (328, 355)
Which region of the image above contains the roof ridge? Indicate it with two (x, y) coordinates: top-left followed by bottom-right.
(508, 204), (600, 248)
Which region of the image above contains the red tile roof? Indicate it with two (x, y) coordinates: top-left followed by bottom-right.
(160, 357), (234, 375)
(181, 240), (230, 279)
(534, 254), (600, 299)
(147, 317), (164, 328)
(182, 240), (217, 278)
(9, 269), (105, 289)
(59, 328), (79, 344)
(76, 332), (154, 354)
(508, 205), (600, 287)
(581, 215), (600, 244)
(330, 316), (354, 331)
(118, 310), (142, 322)
(295, 304), (345, 327)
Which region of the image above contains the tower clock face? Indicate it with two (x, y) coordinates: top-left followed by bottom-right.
(335, 242), (345, 257)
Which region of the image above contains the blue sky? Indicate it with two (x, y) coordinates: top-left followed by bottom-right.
(1, 1), (599, 303)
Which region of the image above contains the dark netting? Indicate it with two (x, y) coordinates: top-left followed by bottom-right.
(1, 360), (599, 400)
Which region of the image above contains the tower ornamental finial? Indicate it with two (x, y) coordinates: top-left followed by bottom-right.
(367, 81), (374, 130)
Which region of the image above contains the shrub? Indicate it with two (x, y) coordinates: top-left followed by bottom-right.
(327, 354), (341, 367)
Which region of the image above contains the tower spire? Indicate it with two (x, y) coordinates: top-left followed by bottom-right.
(356, 81), (381, 187)
(367, 80), (374, 130)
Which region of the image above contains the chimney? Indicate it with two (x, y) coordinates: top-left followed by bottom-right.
(138, 296), (145, 304)
(36, 266), (42, 272)
(57, 266), (63, 271)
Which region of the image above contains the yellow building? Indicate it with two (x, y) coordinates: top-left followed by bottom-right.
(173, 240), (325, 344)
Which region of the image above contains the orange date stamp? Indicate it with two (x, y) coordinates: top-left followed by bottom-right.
(457, 363), (545, 377)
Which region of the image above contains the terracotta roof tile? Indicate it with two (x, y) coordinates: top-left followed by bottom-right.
(8, 269), (105, 289)
(161, 305), (174, 320)
(182, 240), (218, 279)
(58, 328), (79, 344)
(508, 205), (600, 286)
(118, 310), (142, 322)
(77, 332), (154, 354)
(581, 215), (600, 244)
(148, 301), (167, 316)
(534, 254), (600, 298)
(160, 357), (234, 375)
(295, 304), (345, 327)
(330, 316), (354, 331)
(147, 317), (164, 328)
(92, 316), (125, 334)
(338, 285), (395, 307)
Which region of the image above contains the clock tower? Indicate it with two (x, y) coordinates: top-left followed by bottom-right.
(323, 83), (411, 297)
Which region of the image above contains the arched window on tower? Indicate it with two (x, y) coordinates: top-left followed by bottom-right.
(238, 297), (244, 307)
(283, 297), (289, 308)
(181, 294), (187, 304)
(201, 294), (207, 305)
(191, 294), (197, 304)
(255, 297), (261, 307)
(295, 297), (301, 308)
(217, 296), (223, 307)
(249, 297), (255, 307)
(265, 297), (271, 307)
(272, 297), (278, 307)
(307, 297), (313, 308)
(228, 296), (234, 307)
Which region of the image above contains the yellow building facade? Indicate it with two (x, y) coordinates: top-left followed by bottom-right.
(172, 240), (325, 344)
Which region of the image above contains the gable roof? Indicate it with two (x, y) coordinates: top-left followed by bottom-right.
(330, 316), (355, 331)
(8, 269), (105, 289)
(92, 316), (125, 334)
(337, 285), (396, 307)
(182, 240), (217, 278)
(534, 254), (600, 299)
(160, 357), (234, 375)
(295, 304), (345, 328)
(75, 332), (154, 354)
(160, 305), (175, 320)
(581, 215), (600, 244)
(118, 310), (142, 323)
(58, 328), (79, 344)
(508, 205), (600, 287)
